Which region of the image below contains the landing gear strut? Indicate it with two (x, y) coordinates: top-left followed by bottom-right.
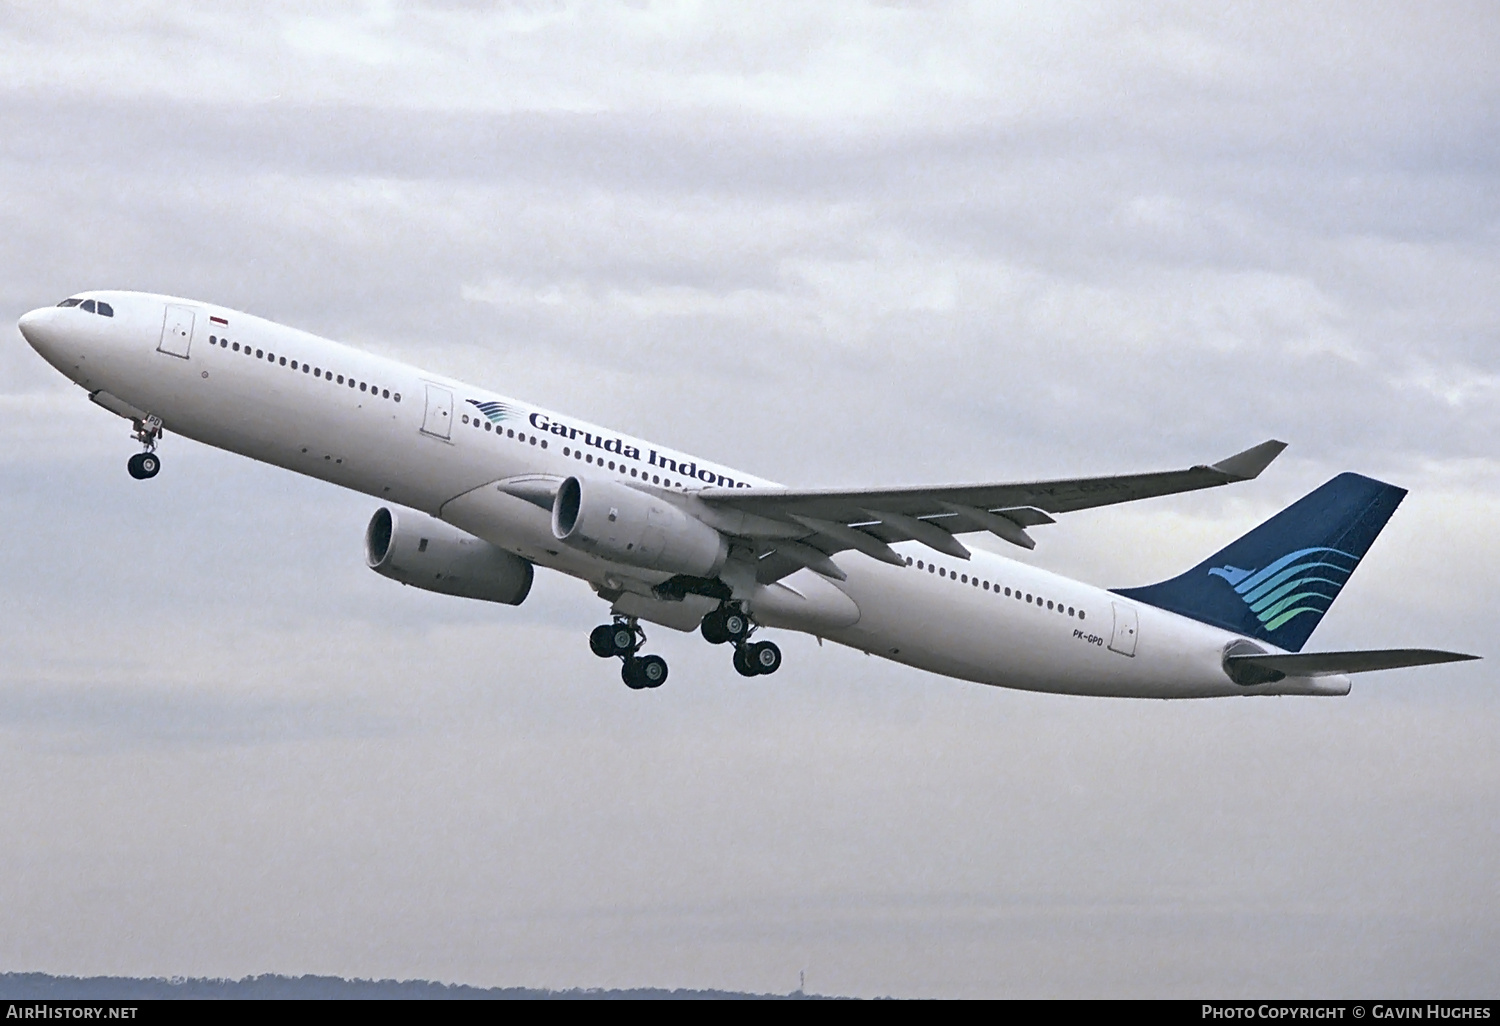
(127, 415), (163, 480)
(588, 616), (668, 690)
(702, 604), (781, 678)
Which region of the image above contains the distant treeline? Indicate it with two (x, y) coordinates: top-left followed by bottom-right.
(0, 973), (829, 1000)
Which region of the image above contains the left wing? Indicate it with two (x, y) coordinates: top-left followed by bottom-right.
(691, 440), (1286, 582)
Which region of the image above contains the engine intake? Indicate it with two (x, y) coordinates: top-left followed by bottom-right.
(551, 476), (727, 578)
(365, 507), (533, 605)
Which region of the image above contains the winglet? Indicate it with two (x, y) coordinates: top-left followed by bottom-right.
(1210, 439), (1287, 481)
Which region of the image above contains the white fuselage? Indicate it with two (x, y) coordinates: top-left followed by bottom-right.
(18, 291), (1347, 698)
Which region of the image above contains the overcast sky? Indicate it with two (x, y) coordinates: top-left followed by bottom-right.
(0, 1), (1496, 998)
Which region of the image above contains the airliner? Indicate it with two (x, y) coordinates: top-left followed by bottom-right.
(16, 291), (1476, 694)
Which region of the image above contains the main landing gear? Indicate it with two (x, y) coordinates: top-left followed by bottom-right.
(701, 604), (781, 678)
(589, 617), (668, 690)
(126, 415), (163, 480)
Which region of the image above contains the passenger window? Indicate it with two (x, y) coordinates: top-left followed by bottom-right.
(81, 300), (96, 313)
(540, 440), (547, 449)
(314, 368), (321, 377)
(462, 414), (469, 425)
(336, 375), (344, 384)
(983, 581), (990, 590)
(96, 302), (113, 317)
(1079, 610), (1085, 620)
(484, 422), (492, 432)
(221, 339), (228, 348)
(210, 335), (217, 345)
(256, 349), (264, 358)
(960, 574), (968, 584)
(382, 389), (389, 398)
(280, 357), (286, 366)
(233, 342), (240, 352)
(1068, 607), (1075, 616)
(652, 475), (659, 483)
(530, 436), (537, 445)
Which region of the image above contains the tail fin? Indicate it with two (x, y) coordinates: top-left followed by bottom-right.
(1113, 472), (1406, 651)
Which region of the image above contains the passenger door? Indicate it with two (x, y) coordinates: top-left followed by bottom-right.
(421, 384), (454, 439)
(158, 305), (196, 359)
(1108, 601), (1139, 657)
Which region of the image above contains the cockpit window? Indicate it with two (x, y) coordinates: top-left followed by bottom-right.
(56, 297), (114, 316)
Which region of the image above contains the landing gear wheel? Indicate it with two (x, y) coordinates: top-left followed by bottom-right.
(622, 658), (648, 689)
(722, 609), (751, 643)
(622, 655), (668, 690)
(589, 624), (618, 658)
(610, 624), (637, 657)
(700, 609), (729, 645)
(127, 452), (160, 480)
(637, 654), (668, 688)
(732, 645), (758, 677)
(748, 641), (782, 675)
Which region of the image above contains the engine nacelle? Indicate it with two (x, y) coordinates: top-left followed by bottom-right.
(551, 476), (728, 578)
(365, 507), (533, 605)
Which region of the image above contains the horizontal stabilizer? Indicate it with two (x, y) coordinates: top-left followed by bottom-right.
(1226, 648), (1479, 678)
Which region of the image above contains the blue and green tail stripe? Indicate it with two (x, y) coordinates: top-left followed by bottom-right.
(1114, 472), (1406, 651)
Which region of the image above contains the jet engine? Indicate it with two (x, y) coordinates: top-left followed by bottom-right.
(551, 476), (728, 578)
(365, 507), (533, 605)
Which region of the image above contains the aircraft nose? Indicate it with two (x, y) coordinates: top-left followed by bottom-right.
(17, 307), (57, 353)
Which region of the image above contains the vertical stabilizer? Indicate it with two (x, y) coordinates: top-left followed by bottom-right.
(1113, 473), (1406, 651)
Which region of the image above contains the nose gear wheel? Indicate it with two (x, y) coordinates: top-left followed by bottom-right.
(127, 452), (161, 480)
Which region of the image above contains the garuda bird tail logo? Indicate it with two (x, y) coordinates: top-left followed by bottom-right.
(1207, 547), (1358, 633)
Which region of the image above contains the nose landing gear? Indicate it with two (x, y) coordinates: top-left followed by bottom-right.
(126, 415), (163, 480)
(702, 604), (782, 678)
(588, 616), (668, 690)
